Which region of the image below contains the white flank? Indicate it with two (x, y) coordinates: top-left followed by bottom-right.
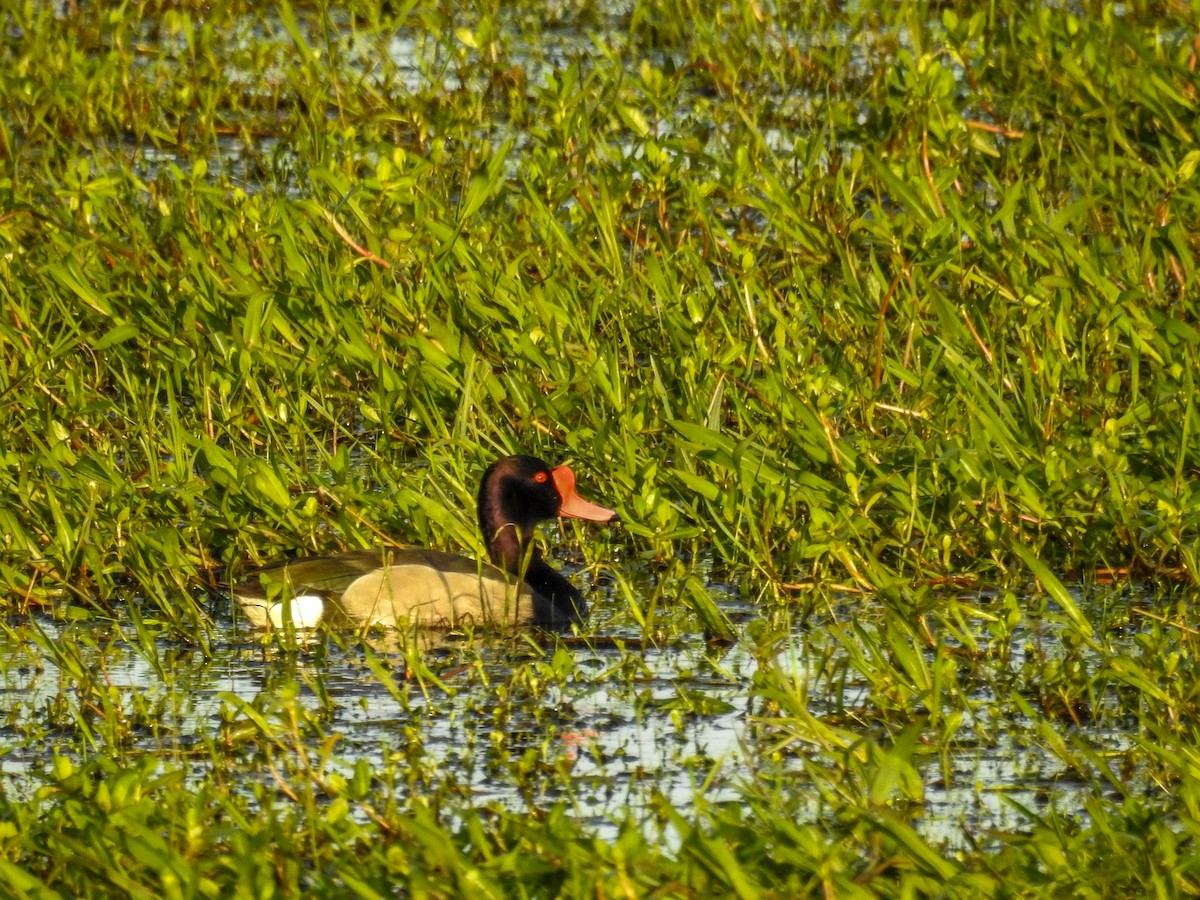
(268, 594), (325, 630)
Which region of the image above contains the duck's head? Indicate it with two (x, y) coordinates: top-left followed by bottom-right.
(478, 455), (616, 541)
(476, 454), (616, 626)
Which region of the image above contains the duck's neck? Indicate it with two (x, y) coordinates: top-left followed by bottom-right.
(484, 522), (587, 626)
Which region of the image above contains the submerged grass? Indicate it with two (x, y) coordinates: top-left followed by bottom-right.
(2, 0), (1200, 895)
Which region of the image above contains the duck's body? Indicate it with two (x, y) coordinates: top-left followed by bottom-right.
(231, 456), (616, 631)
(232, 548), (537, 630)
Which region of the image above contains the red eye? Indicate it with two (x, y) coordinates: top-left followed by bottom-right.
(534, 471), (549, 483)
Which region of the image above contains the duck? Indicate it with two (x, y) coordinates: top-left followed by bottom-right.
(231, 455), (617, 631)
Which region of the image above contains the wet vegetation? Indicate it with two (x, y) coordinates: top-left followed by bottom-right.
(2, 0), (1200, 895)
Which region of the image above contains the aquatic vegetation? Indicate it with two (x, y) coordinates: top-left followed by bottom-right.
(1, 0), (1199, 895)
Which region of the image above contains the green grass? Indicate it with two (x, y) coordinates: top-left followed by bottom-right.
(2, 0), (1200, 895)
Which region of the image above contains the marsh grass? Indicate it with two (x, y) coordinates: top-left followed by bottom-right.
(2, 0), (1200, 895)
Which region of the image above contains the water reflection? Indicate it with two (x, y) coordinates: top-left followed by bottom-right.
(0, 582), (1143, 851)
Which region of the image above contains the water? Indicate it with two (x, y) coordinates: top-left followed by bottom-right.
(0, 577), (1144, 851)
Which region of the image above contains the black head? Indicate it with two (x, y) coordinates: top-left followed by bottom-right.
(476, 455), (564, 537)
(477, 455), (571, 623)
(474, 455), (616, 627)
